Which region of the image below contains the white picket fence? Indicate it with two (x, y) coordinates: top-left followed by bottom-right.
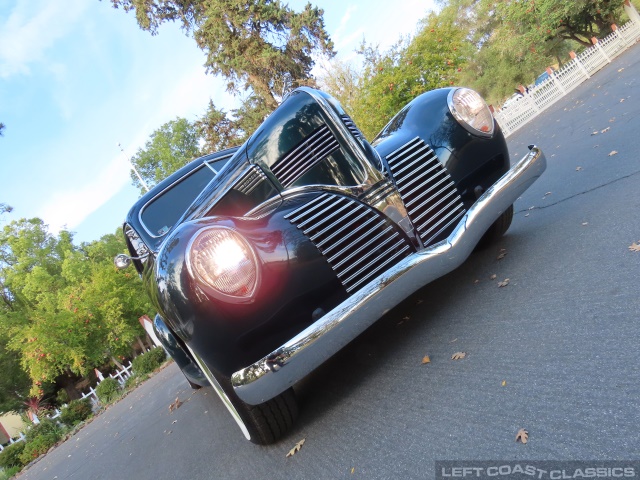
(0, 362), (134, 451)
(494, 18), (640, 137)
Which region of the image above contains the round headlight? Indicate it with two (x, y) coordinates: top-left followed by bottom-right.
(187, 227), (259, 300)
(448, 88), (494, 137)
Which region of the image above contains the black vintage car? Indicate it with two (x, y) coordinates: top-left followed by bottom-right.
(116, 87), (546, 444)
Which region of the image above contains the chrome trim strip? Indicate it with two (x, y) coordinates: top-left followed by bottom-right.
(231, 146), (546, 405)
(185, 345), (252, 441)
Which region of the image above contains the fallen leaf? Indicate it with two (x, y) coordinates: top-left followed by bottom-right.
(422, 355), (431, 364)
(528, 206), (535, 210)
(576, 166), (583, 171)
(172, 420), (177, 424)
(165, 430), (172, 435)
(620, 98), (625, 103)
(451, 352), (466, 360)
(498, 278), (510, 287)
(351, 467), (355, 474)
(286, 438), (306, 458)
(618, 68), (625, 72)
(590, 131), (598, 136)
(450, 338), (458, 343)
(524, 213), (530, 217)
(169, 397), (183, 412)
(474, 279), (480, 284)
(582, 222), (589, 226)
(601, 127), (610, 133)
(608, 150), (618, 156)
(516, 428), (529, 444)
(501, 380), (507, 387)
(629, 242), (640, 252)
(489, 274), (497, 280)
(610, 117), (616, 122)
(497, 251), (507, 260)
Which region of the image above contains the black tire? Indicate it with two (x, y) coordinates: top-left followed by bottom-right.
(207, 364), (299, 445)
(477, 204), (513, 248)
(238, 387), (299, 445)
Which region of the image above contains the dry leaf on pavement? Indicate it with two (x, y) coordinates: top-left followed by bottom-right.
(601, 127), (610, 133)
(451, 352), (466, 360)
(497, 249), (507, 260)
(498, 278), (510, 287)
(576, 166), (583, 171)
(608, 150), (618, 156)
(582, 222), (589, 226)
(501, 380), (507, 387)
(590, 131), (598, 136)
(422, 355), (431, 364)
(169, 397), (183, 412)
(286, 438), (306, 458)
(629, 242), (640, 252)
(620, 98), (625, 103)
(489, 274), (497, 280)
(516, 428), (529, 444)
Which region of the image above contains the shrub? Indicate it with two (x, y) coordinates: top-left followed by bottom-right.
(0, 465), (22, 479)
(131, 347), (166, 376)
(0, 442), (26, 469)
(19, 419), (65, 464)
(59, 399), (93, 426)
(95, 378), (121, 404)
(24, 418), (64, 444)
(19, 434), (60, 464)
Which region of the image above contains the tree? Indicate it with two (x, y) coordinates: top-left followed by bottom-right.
(194, 100), (239, 154)
(0, 220), (153, 396)
(0, 123), (5, 136)
(317, 58), (362, 115)
(348, 12), (470, 139)
(111, 0), (335, 110)
(129, 117), (202, 193)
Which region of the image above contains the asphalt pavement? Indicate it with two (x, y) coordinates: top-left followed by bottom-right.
(19, 44), (640, 480)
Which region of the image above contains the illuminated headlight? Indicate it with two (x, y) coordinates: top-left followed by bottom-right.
(448, 88), (494, 137)
(187, 227), (259, 300)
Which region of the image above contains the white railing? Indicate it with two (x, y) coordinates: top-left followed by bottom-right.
(494, 18), (640, 137)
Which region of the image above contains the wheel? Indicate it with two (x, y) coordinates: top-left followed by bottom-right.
(477, 204), (513, 248)
(188, 347), (298, 444)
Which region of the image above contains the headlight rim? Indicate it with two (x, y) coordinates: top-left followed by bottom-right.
(185, 225), (261, 303)
(447, 87), (495, 138)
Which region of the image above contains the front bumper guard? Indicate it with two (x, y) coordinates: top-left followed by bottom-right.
(232, 145), (546, 405)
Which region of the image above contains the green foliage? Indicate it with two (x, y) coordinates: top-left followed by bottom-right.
(59, 399), (92, 426)
(347, 12), (470, 139)
(95, 378), (121, 404)
(0, 465), (21, 479)
(54, 389), (69, 406)
(18, 418), (66, 464)
(129, 118), (203, 192)
(0, 442), (25, 469)
(111, 0), (334, 109)
(0, 220), (153, 396)
(195, 101), (239, 154)
(131, 347), (166, 376)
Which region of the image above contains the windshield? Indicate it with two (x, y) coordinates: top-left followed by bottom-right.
(140, 159), (230, 237)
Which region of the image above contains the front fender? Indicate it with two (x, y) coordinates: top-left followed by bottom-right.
(150, 195), (347, 377)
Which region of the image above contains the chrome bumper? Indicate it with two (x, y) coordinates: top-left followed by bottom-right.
(232, 145), (546, 405)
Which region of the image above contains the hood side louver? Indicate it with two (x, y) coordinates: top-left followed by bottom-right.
(340, 114), (364, 140)
(386, 137), (466, 247)
(271, 125), (339, 188)
(285, 193), (412, 293)
(234, 166), (267, 195)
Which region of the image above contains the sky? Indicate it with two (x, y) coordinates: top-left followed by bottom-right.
(0, 0), (436, 244)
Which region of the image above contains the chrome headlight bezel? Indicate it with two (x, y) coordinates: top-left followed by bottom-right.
(447, 87), (495, 138)
(185, 226), (261, 303)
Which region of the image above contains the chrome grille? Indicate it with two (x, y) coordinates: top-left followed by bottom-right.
(340, 114), (364, 139)
(386, 137), (466, 247)
(285, 193), (412, 293)
(234, 166), (266, 195)
(271, 125), (340, 187)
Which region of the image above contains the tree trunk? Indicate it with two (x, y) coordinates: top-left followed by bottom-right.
(137, 336), (147, 353)
(111, 356), (124, 370)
